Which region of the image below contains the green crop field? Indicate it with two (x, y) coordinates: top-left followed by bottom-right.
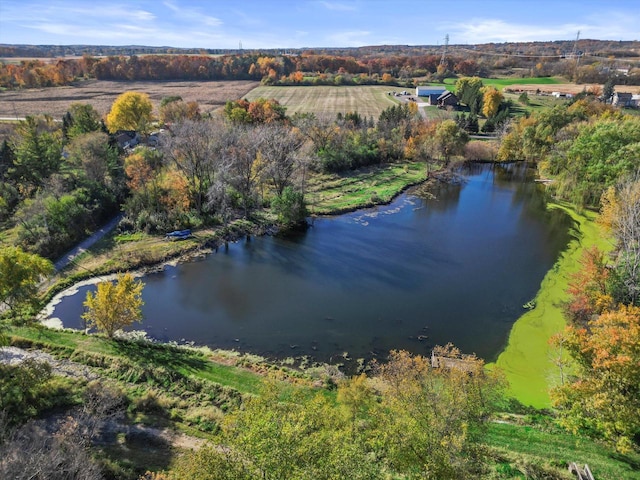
(441, 76), (565, 91)
(244, 85), (406, 118)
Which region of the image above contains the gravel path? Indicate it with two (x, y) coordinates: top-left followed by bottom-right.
(0, 346), (99, 381)
(54, 213), (123, 271)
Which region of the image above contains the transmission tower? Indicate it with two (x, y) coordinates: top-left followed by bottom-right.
(572, 30), (580, 65)
(440, 34), (449, 66)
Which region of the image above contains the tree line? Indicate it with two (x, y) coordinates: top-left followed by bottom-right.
(4, 46), (639, 90)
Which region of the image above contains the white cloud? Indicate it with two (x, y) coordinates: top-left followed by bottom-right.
(162, 1), (223, 28)
(442, 13), (640, 44)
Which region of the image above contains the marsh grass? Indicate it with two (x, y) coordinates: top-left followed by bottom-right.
(306, 162), (428, 215)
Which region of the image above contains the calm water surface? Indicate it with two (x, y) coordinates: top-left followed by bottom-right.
(51, 163), (573, 363)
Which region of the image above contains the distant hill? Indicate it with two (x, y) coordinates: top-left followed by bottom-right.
(1, 39), (639, 60)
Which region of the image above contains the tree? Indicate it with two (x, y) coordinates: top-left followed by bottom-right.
(481, 86), (503, 118)
(602, 78), (615, 104)
(0, 246), (53, 314)
(271, 187), (307, 227)
(221, 383), (381, 480)
(225, 125), (262, 217)
(0, 359), (52, 422)
(564, 246), (613, 324)
(256, 124), (305, 197)
(11, 115), (63, 190)
(551, 305), (640, 453)
(455, 76), (484, 114)
(105, 91), (154, 133)
(82, 273), (144, 337)
(65, 103), (102, 139)
(546, 115), (640, 207)
(160, 98), (201, 125)
(161, 119), (228, 215)
(431, 119), (469, 165)
(373, 348), (504, 479)
(600, 177), (640, 305)
(67, 131), (120, 187)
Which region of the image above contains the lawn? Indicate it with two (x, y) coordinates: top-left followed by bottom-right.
(244, 85), (404, 118)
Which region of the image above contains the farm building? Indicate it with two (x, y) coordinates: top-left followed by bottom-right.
(437, 91), (458, 108)
(415, 87), (447, 105)
(613, 92), (634, 107)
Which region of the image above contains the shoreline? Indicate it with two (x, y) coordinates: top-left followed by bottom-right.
(490, 201), (611, 408)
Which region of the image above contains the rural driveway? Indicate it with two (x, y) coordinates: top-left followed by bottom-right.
(54, 213), (123, 271)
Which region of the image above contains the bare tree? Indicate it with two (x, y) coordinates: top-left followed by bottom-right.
(604, 174), (640, 304)
(0, 413), (104, 480)
(256, 124), (306, 197)
(161, 119), (227, 215)
(225, 125), (262, 218)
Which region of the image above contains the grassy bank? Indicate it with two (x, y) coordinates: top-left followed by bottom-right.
(6, 325), (639, 479)
(491, 202), (611, 408)
(306, 161), (428, 215)
(485, 420), (640, 479)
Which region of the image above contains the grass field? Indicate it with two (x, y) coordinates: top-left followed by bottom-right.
(435, 76), (565, 91)
(244, 85), (405, 118)
(490, 202), (612, 408)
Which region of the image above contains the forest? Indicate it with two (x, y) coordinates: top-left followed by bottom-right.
(1, 65), (640, 478)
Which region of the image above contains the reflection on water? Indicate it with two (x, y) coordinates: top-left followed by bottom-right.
(51, 163), (573, 364)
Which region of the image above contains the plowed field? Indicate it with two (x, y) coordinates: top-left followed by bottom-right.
(0, 79), (259, 118)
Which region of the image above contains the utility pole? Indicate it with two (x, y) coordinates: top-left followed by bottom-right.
(440, 34), (449, 66)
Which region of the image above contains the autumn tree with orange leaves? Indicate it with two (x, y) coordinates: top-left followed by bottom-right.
(551, 306), (640, 453)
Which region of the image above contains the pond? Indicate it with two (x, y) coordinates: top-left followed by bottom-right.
(48, 163), (573, 364)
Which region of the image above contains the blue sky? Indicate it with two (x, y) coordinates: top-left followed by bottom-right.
(0, 0), (638, 49)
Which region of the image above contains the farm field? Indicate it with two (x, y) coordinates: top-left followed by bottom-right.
(244, 85), (404, 118)
(0, 79), (259, 118)
(502, 82), (640, 94)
